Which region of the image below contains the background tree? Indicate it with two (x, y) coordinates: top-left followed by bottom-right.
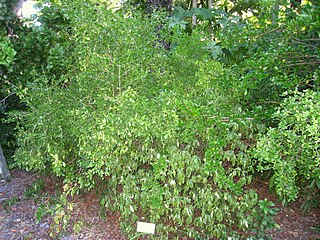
(0, 143), (10, 179)
(1, 0), (74, 162)
(0, 0), (18, 176)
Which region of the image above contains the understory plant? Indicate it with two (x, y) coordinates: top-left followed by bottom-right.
(255, 90), (320, 207)
(12, 1), (279, 239)
(0, 31), (17, 160)
(211, 3), (320, 123)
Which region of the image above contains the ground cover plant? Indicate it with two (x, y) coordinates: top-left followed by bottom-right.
(1, 0), (319, 239)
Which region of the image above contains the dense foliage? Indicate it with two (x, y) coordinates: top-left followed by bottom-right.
(0, 31), (17, 158)
(256, 90), (320, 207)
(1, 0), (319, 238)
(1, 0), (72, 159)
(0, 0), (20, 23)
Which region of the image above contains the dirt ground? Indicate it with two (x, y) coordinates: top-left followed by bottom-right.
(0, 170), (319, 240)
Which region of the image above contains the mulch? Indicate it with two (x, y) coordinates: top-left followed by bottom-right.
(0, 170), (319, 240)
(0, 170), (124, 240)
(252, 177), (320, 240)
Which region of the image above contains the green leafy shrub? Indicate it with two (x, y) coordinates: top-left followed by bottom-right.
(13, 2), (278, 238)
(0, 32), (16, 98)
(0, 32), (16, 67)
(210, 3), (320, 124)
(0, 31), (17, 161)
(0, 0), (20, 23)
(1, 1), (74, 162)
(255, 90), (320, 206)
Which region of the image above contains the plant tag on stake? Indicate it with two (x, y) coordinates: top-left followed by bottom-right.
(137, 221), (156, 234)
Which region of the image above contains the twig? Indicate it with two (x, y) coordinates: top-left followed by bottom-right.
(292, 39), (318, 49)
(255, 26), (284, 39)
(283, 55), (319, 59)
(300, 38), (320, 41)
(285, 61), (320, 67)
(0, 92), (16, 104)
(0, 213), (13, 230)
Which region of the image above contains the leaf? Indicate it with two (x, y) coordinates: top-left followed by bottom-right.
(130, 205), (134, 213)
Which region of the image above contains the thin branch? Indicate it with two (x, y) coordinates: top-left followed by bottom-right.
(300, 38), (320, 41)
(285, 61), (320, 67)
(0, 92), (16, 104)
(292, 39), (318, 49)
(284, 55), (319, 59)
(255, 26), (284, 39)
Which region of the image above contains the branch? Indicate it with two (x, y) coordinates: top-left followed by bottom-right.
(285, 61), (320, 67)
(300, 38), (320, 42)
(0, 92), (16, 104)
(284, 55), (319, 59)
(292, 39), (318, 49)
(255, 26), (284, 39)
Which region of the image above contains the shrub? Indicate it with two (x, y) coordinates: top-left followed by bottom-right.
(0, 31), (17, 160)
(210, 3), (320, 124)
(13, 2), (278, 238)
(255, 90), (320, 207)
(1, 2), (74, 162)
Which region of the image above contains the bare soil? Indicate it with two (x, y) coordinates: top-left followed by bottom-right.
(1, 170), (319, 240)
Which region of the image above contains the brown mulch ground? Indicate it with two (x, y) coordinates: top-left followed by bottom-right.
(1, 170), (319, 240)
(0, 170), (124, 240)
(252, 178), (320, 240)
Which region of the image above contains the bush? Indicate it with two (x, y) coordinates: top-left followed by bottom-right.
(211, 3), (320, 124)
(255, 90), (320, 207)
(13, 2), (278, 238)
(1, 2), (73, 162)
(0, 31), (17, 160)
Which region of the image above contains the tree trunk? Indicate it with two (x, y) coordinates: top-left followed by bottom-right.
(192, 0), (197, 27)
(0, 144), (10, 179)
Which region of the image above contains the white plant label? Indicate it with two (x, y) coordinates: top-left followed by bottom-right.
(136, 221), (156, 234)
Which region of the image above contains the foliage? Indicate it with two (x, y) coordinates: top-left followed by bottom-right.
(7, 0), (320, 238)
(24, 179), (45, 199)
(0, 32), (16, 67)
(0, 1), (73, 162)
(2, 196), (20, 210)
(209, 3), (320, 123)
(0, 31), (16, 100)
(0, 0), (20, 24)
(251, 199), (279, 238)
(0, 31), (17, 161)
(7, 3), (73, 88)
(11, 1), (280, 238)
(36, 191), (74, 238)
(255, 90), (320, 206)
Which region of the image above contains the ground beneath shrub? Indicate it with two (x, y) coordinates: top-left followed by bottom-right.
(251, 178), (320, 240)
(0, 170), (319, 240)
(0, 170), (124, 240)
